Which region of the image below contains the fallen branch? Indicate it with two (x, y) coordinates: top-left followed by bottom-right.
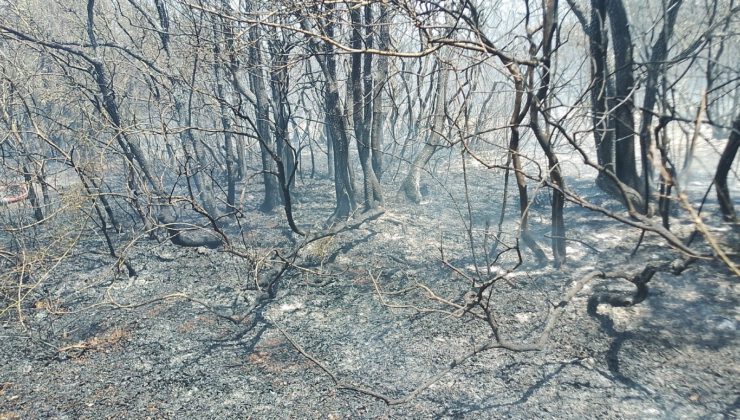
(0, 184), (28, 205)
(106, 289), (243, 324)
(369, 270), (476, 319)
(292, 209), (385, 259)
(57, 327), (127, 356)
(277, 270), (607, 405)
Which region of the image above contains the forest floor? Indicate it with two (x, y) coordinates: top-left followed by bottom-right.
(0, 142), (738, 419)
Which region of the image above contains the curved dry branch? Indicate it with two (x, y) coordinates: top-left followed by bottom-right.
(277, 270), (607, 405)
(0, 184), (28, 205)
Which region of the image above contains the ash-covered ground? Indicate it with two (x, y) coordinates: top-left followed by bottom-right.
(1, 144), (738, 419)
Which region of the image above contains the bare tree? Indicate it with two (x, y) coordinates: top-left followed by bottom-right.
(350, 4), (383, 210)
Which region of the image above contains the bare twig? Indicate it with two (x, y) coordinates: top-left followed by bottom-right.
(278, 270), (607, 406)
(369, 270), (474, 319)
(105, 289), (243, 324)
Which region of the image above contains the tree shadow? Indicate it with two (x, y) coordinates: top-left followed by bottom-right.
(428, 361), (570, 418)
(586, 261), (737, 406)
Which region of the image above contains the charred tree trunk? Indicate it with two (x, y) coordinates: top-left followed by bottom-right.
(504, 63), (547, 264)
(21, 163), (43, 222)
(715, 114), (739, 222)
(212, 30), (237, 208)
(638, 0), (683, 213)
(302, 4), (356, 220)
(247, 23), (281, 213)
(2, 94), (44, 221)
(179, 42), (221, 222)
(370, 3), (389, 180)
(607, 0), (639, 192)
(351, 5), (383, 210)
(588, 0), (616, 186)
(325, 112), (335, 179)
(530, 0), (566, 267)
(86, 0), (219, 247)
(218, 2), (247, 181)
(398, 64), (448, 203)
(153, 0), (170, 54)
(269, 54), (296, 191)
(268, 42), (304, 235)
(324, 81), (357, 219)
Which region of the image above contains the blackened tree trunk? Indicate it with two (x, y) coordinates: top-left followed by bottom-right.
(212, 22), (237, 208)
(178, 39), (221, 222)
(370, 3), (390, 180)
(350, 5), (383, 210)
(715, 114), (739, 222)
(269, 47), (296, 191)
(2, 84), (45, 222)
(86, 0), (220, 246)
(325, 83), (357, 219)
(588, 0), (616, 184)
(504, 62), (547, 263)
(153, 0), (170, 54)
(302, 4), (356, 219)
(247, 22), (281, 213)
(268, 41), (304, 235)
(638, 0), (683, 213)
(529, 0), (566, 267)
(574, 0), (643, 211)
(607, 0), (639, 192)
(219, 1), (249, 182)
(324, 112), (335, 179)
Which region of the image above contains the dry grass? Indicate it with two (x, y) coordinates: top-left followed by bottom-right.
(57, 327), (129, 356)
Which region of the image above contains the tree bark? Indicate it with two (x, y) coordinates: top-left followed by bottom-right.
(269, 41), (304, 235)
(530, 0), (566, 267)
(351, 5), (383, 210)
(504, 63), (547, 263)
(607, 0), (639, 191)
(86, 0), (218, 246)
(179, 43), (221, 222)
(212, 22), (237, 208)
(588, 0), (615, 180)
(302, 4), (356, 220)
(246, 21), (281, 213)
(638, 0), (683, 213)
(370, 3), (389, 180)
(715, 114), (739, 222)
(398, 64), (448, 203)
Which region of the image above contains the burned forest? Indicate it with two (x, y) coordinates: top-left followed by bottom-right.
(0, 0), (738, 417)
